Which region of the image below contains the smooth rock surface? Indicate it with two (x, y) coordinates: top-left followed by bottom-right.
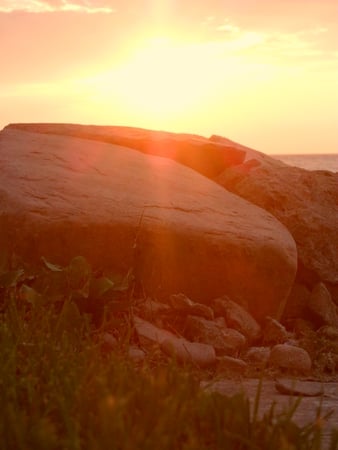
(216, 156), (338, 288)
(0, 127), (297, 318)
(6, 123), (245, 178)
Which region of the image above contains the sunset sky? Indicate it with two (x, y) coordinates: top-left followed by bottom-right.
(0, 0), (337, 154)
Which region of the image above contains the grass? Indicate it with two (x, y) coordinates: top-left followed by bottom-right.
(0, 255), (337, 450)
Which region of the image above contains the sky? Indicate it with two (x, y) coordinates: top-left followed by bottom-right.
(0, 0), (337, 154)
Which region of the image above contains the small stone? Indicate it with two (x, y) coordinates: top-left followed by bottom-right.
(262, 316), (289, 345)
(317, 325), (338, 341)
(213, 296), (261, 342)
(291, 318), (316, 338)
(185, 315), (246, 355)
(275, 379), (324, 397)
(308, 282), (338, 328)
(316, 352), (338, 372)
(217, 356), (248, 372)
(284, 338), (300, 347)
(214, 316), (227, 327)
(141, 298), (170, 320)
(128, 346), (146, 363)
(170, 293), (214, 320)
(134, 316), (177, 346)
(245, 347), (271, 366)
(101, 333), (118, 352)
(269, 344), (312, 373)
(161, 338), (216, 368)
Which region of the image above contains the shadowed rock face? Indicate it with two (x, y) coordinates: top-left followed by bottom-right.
(216, 157), (338, 288)
(0, 127), (297, 321)
(5, 123), (245, 178)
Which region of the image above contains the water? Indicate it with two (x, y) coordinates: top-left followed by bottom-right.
(273, 154), (338, 173)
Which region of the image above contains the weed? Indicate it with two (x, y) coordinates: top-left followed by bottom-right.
(0, 255), (336, 449)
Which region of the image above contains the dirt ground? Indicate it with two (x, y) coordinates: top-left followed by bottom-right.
(202, 378), (338, 450)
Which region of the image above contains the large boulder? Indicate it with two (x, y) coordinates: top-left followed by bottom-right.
(5, 123), (245, 178)
(0, 127), (297, 320)
(216, 156), (338, 292)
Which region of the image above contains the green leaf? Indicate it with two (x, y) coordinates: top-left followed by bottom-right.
(0, 269), (24, 288)
(114, 268), (134, 292)
(106, 268), (134, 293)
(41, 256), (63, 272)
(106, 298), (134, 313)
(89, 277), (115, 300)
(67, 256), (91, 290)
(19, 284), (42, 308)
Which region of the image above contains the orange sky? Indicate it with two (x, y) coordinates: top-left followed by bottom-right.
(0, 0), (337, 154)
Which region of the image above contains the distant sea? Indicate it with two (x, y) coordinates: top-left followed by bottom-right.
(273, 154), (337, 173)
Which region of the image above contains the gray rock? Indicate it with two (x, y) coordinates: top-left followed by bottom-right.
(185, 315), (246, 355)
(269, 344), (312, 373)
(138, 298), (170, 324)
(213, 297), (261, 342)
(317, 325), (338, 341)
(214, 316), (227, 327)
(128, 346), (146, 363)
(161, 338), (216, 368)
(134, 316), (216, 367)
(262, 317), (289, 345)
(134, 316), (176, 346)
(245, 347), (271, 366)
(101, 333), (118, 352)
(170, 293), (214, 320)
(308, 282), (338, 328)
(0, 126), (297, 320)
(217, 355), (248, 372)
(216, 155), (338, 290)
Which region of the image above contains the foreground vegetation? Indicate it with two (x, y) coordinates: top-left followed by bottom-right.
(0, 255), (337, 449)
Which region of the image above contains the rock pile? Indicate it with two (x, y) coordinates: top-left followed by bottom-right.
(128, 291), (338, 374)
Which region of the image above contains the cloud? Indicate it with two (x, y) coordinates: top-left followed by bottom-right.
(214, 18), (240, 34)
(0, 0), (115, 13)
(206, 17), (336, 65)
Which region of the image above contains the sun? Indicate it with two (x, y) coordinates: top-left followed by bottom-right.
(113, 37), (210, 118)
(83, 36), (226, 128)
